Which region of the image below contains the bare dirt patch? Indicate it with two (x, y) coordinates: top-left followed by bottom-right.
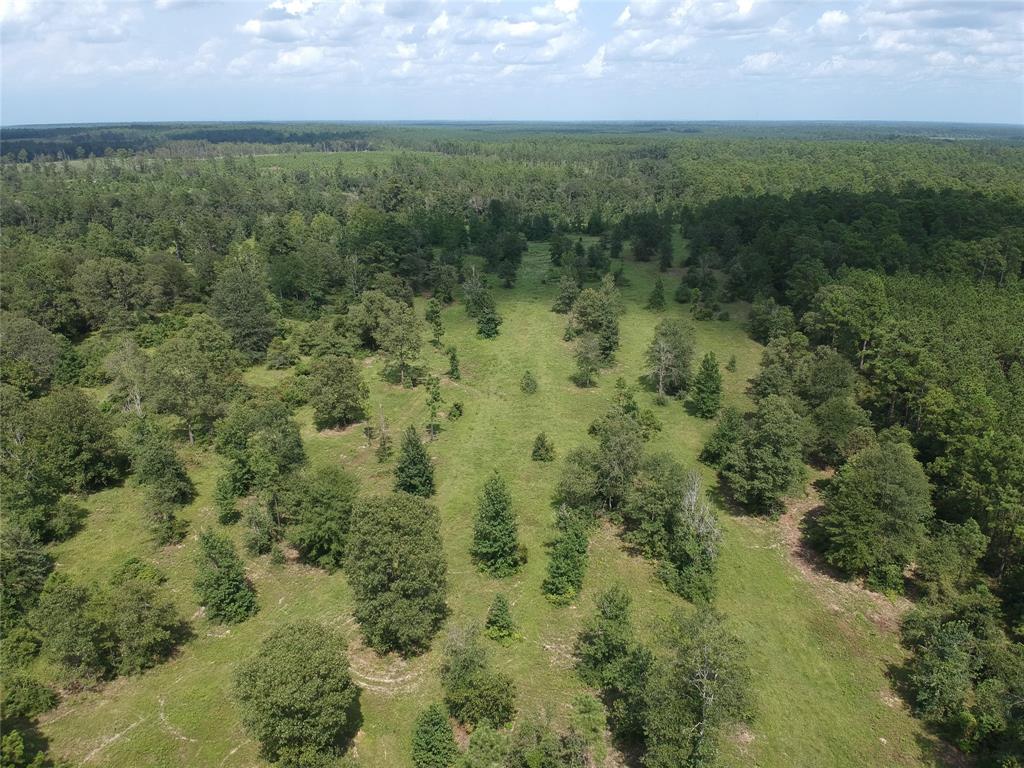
(346, 637), (429, 696)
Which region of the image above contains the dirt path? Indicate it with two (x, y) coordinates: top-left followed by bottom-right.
(776, 481), (910, 634)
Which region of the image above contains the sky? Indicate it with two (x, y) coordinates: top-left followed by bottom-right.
(1, 0), (1022, 126)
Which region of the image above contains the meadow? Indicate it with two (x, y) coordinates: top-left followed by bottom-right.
(34, 241), (953, 768)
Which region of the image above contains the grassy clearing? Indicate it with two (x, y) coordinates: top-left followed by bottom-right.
(42, 243), (944, 767)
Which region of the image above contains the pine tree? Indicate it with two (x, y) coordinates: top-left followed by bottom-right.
(394, 425), (435, 497)
(446, 345), (460, 380)
(376, 406), (393, 463)
(690, 352), (723, 418)
(471, 472), (523, 577)
(210, 240), (278, 362)
(520, 370), (538, 394)
(531, 432), (555, 462)
(658, 237), (674, 271)
(425, 298), (444, 347)
(647, 276), (666, 311)
(485, 594), (517, 642)
(411, 703), (459, 768)
(726, 354), (737, 372)
(476, 300), (503, 339)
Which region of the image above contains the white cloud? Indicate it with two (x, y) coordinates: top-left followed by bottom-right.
(427, 11), (448, 36)
(739, 50), (782, 73)
(583, 44), (605, 77)
(814, 9), (849, 32)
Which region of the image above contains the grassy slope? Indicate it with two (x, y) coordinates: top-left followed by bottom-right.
(42, 244), (946, 768)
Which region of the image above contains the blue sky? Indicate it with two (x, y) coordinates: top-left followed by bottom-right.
(2, 0), (1022, 125)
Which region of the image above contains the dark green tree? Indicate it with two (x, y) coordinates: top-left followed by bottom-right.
(446, 346), (460, 380)
(484, 594), (517, 643)
(125, 417), (194, 505)
(690, 352), (723, 418)
(210, 240), (278, 362)
(647, 276), (666, 310)
(346, 493), (448, 655)
(279, 466), (358, 571)
(575, 585), (634, 687)
(531, 432), (555, 462)
(699, 407), (745, 468)
(814, 438), (933, 589)
(308, 355), (369, 430)
(720, 394), (805, 516)
(394, 426), (435, 497)
(193, 530), (257, 624)
(520, 370), (538, 394)
(425, 298), (445, 347)
(471, 472), (523, 578)
(441, 626), (516, 727)
(551, 276), (579, 314)
(644, 318), (695, 401)
(411, 703), (459, 768)
(233, 620), (359, 768)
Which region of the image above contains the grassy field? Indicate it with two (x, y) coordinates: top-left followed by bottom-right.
(41, 243), (949, 768)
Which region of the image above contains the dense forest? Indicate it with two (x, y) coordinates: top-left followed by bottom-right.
(1, 122), (1022, 768)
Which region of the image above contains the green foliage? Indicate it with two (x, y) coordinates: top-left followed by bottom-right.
(125, 416), (195, 505)
(471, 472), (524, 577)
(690, 351), (723, 418)
(698, 406), (745, 467)
(265, 336), (299, 369)
(308, 354), (369, 430)
(575, 585), (634, 687)
(642, 609), (752, 768)
(484, 594), (517, 643)
(644, 318), (695, 400)
(411, 703), (459, 768)
(915, 520), (988, 601)
(98, 573), (182, 676)
(73, 257), (155, 329)
(233, 620), (359, 768)
(531, 432), (555, 462)
(394, 425), (435, 497)
(813, 439), (933, 586)
(476, 301), (503, 339)
(551, 276), (579, 314)
(376, 301), (422, 386)
(0, 313), (66, 396)
(0, 527), (52, 638)
(446, 345), (461, 380)
(346, 493), (448, 655)
(278, 466), (358, 571)
(568, 276), (620, 362)
(30, 574), (109, 684)
(646, 276), (666, 310)
(1, 675), (57, 720)
(146, 314), (242, 442)
(215, 392), (305, 497)
(458, 724), (509, 768)
(441, 626), (516, 728)
(426, 298), (445, 347)
(210, 239), (279, 362)
(571, 334), (601, 388)
(193, 530), (258, 624)
(520, 369), (537, 394)
(720, 394), (806, 516)
(541, 513), (589, 605)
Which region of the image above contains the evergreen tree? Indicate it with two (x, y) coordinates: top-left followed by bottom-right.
(210, 240), (278, 362)
(575, 585), (634, 687)
(647, 276), (666, 310)
(531, 432), (555, 462)
(690, 352), (723, 418)
(346, 493), (448, 655)
(425, 298), (444, 347)
(309, 355), (369, 430)
(476, 299), (503, 339)
(699, 407), (745, 467)
(441, 626), (516, 727)
(542, 515), (590, 605)
(193, 530), (257, 624)
(520, 370), (538, 394)
(376, 302), (422, 387)
(411, 703), (459, 768)
(394, 425), (435, 497)
(658, 238), (674, 271)
(485, 594), (517, 642)
(446, 345), (460, 380)
(233, 621), (359, 768)
(471, 472), (523, 577)
(278, 466), (358, 571)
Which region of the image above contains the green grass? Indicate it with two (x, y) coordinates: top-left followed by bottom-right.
(42, 244), (947, 767)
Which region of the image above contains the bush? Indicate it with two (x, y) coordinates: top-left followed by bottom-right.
(447, 401), (463, 420)
(441, 627), (516, 728)
(520, 370), (537, 394)
(309, 355), (369, 430)
(0, 675), (57, 720)
(542, 514), (590, 605)
(234, 621), (360, 768)
(485, 594), (517, 643)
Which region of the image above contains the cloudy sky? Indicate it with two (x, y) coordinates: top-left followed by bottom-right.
(2, 0), (1022, 125)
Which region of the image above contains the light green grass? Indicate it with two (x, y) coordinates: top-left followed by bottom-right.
(42, 244), (946, 767)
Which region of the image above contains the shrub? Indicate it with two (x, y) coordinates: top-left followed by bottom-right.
(394, 426), (435, 497)
(193, 530), (257, 624)
(411, 703), (459, 768)
(531, 432), (555, 462)
(441, 627), (516, 728)
(520, 370), (538, 394)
